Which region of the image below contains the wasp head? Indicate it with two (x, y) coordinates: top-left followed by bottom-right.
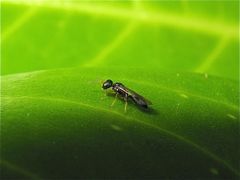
(102, 79), (113, 89)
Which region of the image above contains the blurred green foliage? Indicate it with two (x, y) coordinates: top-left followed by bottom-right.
(1, 0), (239, 79)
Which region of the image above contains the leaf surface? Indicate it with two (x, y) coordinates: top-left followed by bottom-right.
(1, 68), (239, 179)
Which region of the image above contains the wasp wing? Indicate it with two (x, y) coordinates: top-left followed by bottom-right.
(127, 88), (152, 108)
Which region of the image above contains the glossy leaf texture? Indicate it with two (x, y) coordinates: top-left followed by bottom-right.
(1, 1), (239, 79)
(1, 68), (239, 179)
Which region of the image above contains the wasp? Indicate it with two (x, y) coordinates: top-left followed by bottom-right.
(102, 79), (152, 112)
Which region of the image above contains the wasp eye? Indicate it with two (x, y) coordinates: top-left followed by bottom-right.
(102, 79), (113, 89)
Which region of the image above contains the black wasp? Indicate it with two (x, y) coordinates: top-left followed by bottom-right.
(102, 79), (152, 112)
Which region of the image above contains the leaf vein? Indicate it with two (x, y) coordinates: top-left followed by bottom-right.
(0, 159), (40, 179)
(195, 37), (229, 72)
(82, 22), (138, 67)
(1, 7), (37, 41)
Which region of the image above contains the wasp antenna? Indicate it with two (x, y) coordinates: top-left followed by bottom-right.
(96, 80), (104, 87)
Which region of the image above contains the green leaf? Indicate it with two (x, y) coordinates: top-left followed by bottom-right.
(1, 68), (239, 179)
(1, 1), (239, 79)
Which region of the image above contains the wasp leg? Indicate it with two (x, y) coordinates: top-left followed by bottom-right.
(100, 89), (108, 100)
(101, 88), (115, 100)
(100, 97), (106, 100)
(111, 93), (118, 107)
(100, 91), (107, 100)
(124, 94), (128, 113)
